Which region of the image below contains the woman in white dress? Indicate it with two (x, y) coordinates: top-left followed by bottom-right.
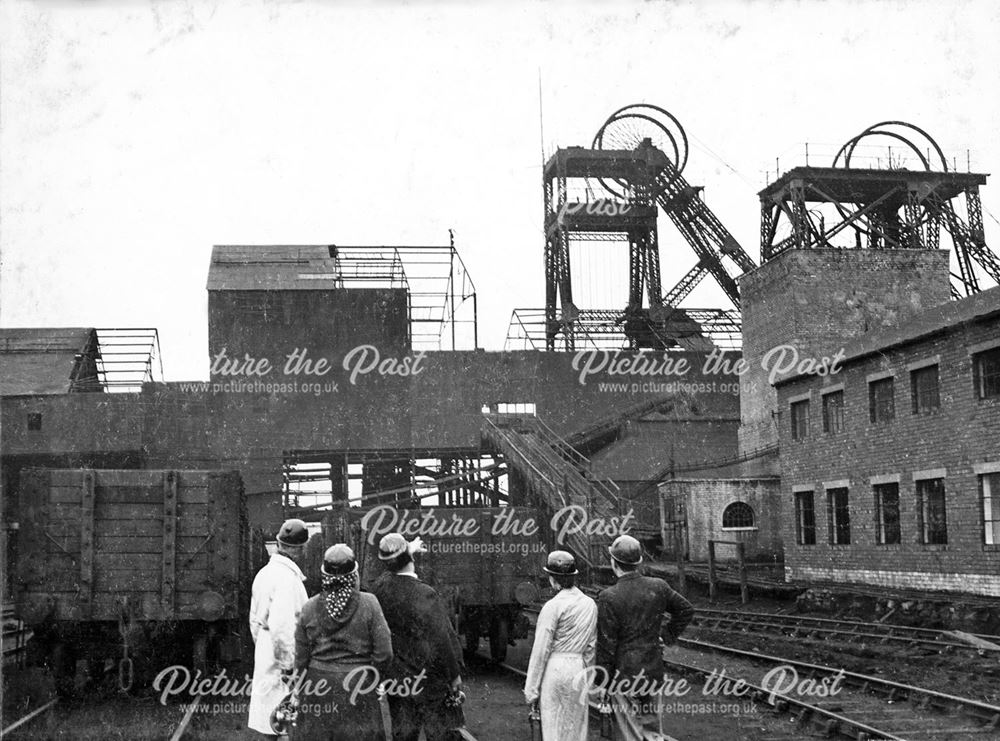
(524, 550), (598, 741)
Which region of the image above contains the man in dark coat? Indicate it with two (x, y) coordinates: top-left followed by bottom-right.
(596, 534), (694, 740)
(371, 533), (464, 741)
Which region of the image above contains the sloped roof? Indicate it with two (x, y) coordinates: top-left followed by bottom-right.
(207, 245), (344, 291)
(776, 285), (1000, 386)
(0, 328), (97, 396)
(589, 418), (740, 480)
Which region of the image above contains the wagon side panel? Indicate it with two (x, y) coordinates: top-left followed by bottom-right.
(16, 468), (247, 626)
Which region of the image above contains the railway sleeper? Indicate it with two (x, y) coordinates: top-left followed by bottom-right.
(793, 705), (813, 724)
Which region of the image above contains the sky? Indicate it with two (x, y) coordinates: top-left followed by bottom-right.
(2, 0), (999, 381)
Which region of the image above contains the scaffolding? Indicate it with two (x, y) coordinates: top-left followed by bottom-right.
(66, 328), (164, 393)
(505, 307), (742, 351)
(281, 448), (508, 518)
(213, 243), (478, 350)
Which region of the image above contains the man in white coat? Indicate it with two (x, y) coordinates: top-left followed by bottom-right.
(248, 518), (310, 739)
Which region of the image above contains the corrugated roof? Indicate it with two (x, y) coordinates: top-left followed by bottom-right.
(207, 245), (343, 291)
(0, 328), (96, 396)
(775, 285), (1000, 386)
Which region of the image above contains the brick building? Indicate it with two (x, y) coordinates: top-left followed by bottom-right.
(655, 247), (956, 569)
(775, 285), (1000, 596)
(738, 248), (952, 459)
(659, 477), (782, 562)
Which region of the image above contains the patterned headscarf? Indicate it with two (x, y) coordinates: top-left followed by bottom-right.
(321, 569), (358, 621)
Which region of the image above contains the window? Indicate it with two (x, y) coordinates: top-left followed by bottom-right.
(873, 483), (901, 545)
(722, 502), (756, 530)
(981, 473), (1000, 546)
(790, 399), (809, 440)
(916, 478), (947, 544)
(27, 412), (42, 431)
(794, 491), (816, 545)
(822, 391), (844, 433)
(495, 402), (537, 415)
(911, 365), (940, 414)
(869, 378), (895, 424)
(827, 488), (851, 545)
(973, 348), (1000, 400)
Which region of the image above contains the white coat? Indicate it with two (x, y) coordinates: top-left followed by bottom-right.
(247, 552), (308, 735)
(524, 586), (598, 741)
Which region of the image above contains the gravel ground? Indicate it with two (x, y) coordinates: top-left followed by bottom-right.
(3, 644), (799, 741)
(16, 586), (978, 740)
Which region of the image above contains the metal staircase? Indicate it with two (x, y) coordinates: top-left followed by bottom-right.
(481, 414), (623, 571)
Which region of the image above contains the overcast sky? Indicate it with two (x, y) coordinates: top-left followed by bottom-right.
(2, 0), (999, 380)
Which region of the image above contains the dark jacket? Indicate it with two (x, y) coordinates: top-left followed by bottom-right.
(371, 572), (463, 699)
(596, 572), (694, 685)
(294, 590), (393, 675)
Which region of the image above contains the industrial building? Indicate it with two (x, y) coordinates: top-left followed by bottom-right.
(2, 108), (998, 605)
(777, 284), (1000, 596)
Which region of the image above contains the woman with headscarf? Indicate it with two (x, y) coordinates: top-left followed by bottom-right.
(293, 544), (393, 741)
(523, 550), (598, 741)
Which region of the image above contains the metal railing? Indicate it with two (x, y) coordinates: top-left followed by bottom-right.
(2, 606), (31, 667)
(482, 414), (622, 570)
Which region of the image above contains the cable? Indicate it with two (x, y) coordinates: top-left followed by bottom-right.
(688, 133), (759, 194)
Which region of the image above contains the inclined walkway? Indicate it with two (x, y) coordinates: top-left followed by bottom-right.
(481, 413), (623, 571)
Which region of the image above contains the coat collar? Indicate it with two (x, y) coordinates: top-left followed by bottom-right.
(271, 552), (306, 581)
(616, 571), (642, 582)
(552, 585), (582, 601)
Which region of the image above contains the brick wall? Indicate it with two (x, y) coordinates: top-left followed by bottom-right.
(659, 478), (782, 562)
(738, 249), (951, 454)
(777, 316), (1000, 596)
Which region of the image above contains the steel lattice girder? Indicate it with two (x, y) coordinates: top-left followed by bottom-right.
(759, 164), (998, 296)
(652, 162), (755, 308)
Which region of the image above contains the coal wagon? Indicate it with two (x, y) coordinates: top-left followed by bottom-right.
(304, 504), (546, 662)
(14, 468), (259, 693)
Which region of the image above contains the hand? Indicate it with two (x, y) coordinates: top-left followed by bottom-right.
(450, 675), (462, 692)
(408, 537), (428, 555)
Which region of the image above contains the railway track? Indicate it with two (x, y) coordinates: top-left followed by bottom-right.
(159, 691), (484, 741)
(490, 631), (890, 740)
(670, 636), (1000, 740)
(479, 650), (614, 736)
(692, 608), (1000, 659)
(1, 698), (59, 738)
(529, 594), (1000, 738)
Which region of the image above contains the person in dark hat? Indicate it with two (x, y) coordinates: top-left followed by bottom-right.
(293, 544), (393, 741)
(371, 533), (465, 741)
(596, 534), (694, 740)
(249, 519), (311, 739)
(523, 550), (597, 741)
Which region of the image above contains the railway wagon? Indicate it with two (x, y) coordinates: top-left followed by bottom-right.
(14, 468), (255, 692)
(304, 504), (546, 662)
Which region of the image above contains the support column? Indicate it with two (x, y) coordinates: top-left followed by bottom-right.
(789, 181), (809, 249)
